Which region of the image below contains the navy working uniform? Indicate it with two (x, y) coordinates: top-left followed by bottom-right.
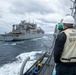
(54, 16), (76, 75)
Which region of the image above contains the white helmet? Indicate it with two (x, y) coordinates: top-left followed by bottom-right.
(62, 16), (75, 25)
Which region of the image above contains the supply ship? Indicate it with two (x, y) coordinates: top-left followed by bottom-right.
(0, 20), (44, 41)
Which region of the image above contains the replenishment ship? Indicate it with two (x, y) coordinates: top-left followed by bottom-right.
(0, 20), (44, 41)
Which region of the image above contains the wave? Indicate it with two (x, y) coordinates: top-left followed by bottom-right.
(31, 38), (43, 41)
(0, 51), (42, 75)
(0, 41), (26, 46)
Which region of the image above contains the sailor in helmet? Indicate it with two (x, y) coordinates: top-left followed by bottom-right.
(33, 60), (41, 75)
(57, 24), (63, 33)
(54, 15), (76, 75)
(37, 60), (41, 71)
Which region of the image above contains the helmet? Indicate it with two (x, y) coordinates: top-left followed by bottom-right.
(38, 64), (41, 66)
(62, 16), (75, 25)
(58, 24), (63, 30)
(38, 60), (40, 64)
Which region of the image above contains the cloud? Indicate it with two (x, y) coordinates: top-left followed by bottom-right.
(8, 0), (56, 15)
(56, 0), (72, 15)
(0, 0), (72, 34)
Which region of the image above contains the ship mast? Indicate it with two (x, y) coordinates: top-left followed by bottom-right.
(74, 0), (76, 25)
(70, 0), (76, 25)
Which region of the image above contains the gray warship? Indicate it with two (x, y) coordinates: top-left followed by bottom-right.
(0, 20), (44, 41)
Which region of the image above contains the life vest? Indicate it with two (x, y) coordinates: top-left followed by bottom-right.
(60, 28), (76, 62)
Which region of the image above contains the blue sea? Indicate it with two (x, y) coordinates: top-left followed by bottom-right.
(0, 34), (56, 75)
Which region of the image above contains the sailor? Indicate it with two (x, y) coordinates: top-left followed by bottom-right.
(53, 24), (63, 40)
(54, 15), (76, 75)
(33, 67), (38, 75)
(58, 24), (63, 33)
(37, 60), (41, 71)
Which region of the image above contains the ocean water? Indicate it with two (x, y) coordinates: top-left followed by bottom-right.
(0, 34), (55, 75)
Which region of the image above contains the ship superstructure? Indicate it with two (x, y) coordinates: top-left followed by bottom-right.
(0, 20), (44, 41)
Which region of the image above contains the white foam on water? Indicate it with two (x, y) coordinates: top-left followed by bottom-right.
(42, 36), (51, 41)
(0, 51), (42, 75)
(3, 42), (16, 45)
(0, 42), (16, 46)
(31, 36), (50, 41)
(0, 41), (25, 46)
(16, 41), (25, 44)
(42, 36), (49, 39)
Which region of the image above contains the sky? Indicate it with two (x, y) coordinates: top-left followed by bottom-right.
(0, 0), (72, 34)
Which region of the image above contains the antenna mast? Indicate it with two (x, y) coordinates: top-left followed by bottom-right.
(74, 0), (76, 21)
(70, 0), (76, 26)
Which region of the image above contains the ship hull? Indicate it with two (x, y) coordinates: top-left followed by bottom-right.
(0, 33), (44, 41)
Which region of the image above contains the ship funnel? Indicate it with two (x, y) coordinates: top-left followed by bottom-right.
(16, 25), (18, 30)
(12, 24), (15, 31)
